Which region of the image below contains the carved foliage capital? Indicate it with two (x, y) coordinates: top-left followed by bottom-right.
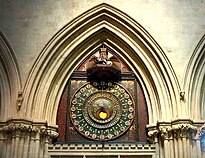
(0, 120), (59, 140)
(158, 126), (173, 140)
(40, 126), (59, 138)
(172, 124), (197, 138)
(147, 120), (199, 142)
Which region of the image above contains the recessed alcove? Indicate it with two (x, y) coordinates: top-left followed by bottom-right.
(56, 44), (148, 144)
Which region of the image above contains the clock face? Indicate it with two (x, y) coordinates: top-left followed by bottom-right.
(70, 82), (135, 141)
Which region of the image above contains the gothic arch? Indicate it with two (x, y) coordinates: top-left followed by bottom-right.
(21, 3), (180, 125)
(0, 32), (21, 121)
(183, 34), (205, 120)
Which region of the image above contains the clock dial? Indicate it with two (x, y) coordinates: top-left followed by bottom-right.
(70, 82), (134, 141)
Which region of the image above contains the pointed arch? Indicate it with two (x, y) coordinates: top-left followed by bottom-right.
(0, 32), (22, 121)
(183, 34), (205, 120)
(22, 3), (180, 125)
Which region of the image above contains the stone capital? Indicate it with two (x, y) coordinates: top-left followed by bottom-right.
(172, 123), (197, 138)
(147, 119), (200, 142)
(194, 124), (205, 140)
(0, 119), (59, 140)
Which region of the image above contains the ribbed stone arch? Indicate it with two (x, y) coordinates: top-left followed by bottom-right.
(21, 3), (180, 125)
(183, 34), (205, 120)
(0, 32), (22, 121)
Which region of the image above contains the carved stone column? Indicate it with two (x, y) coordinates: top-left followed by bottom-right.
(0, 119), (58, 158)
(148, 122), (174, 158)
(147, 120), (201, 158)
(159, 125), (174, 158)
(148, 126), (159, 158)
(172, 122), (197, 158)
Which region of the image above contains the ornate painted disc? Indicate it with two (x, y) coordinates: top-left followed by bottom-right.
(70, 82), (135, 141)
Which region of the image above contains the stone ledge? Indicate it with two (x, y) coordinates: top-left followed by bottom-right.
(48, 143), (156, 152)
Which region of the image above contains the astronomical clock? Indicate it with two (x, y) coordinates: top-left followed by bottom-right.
(70, 81), (134, 141)
(57, 45), (148, 143)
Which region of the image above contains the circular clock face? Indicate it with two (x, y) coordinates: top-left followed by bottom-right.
(70, 82), (135, 141)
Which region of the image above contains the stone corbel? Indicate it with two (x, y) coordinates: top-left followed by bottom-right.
(180, 91), (185, 101)
(16, 91), (23, 111)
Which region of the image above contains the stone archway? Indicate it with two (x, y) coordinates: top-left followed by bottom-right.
(20, 3), (181, 157)
(183, 34), (205, 120)
(21, 3), (180, 125)
(0, 3), (185, 158)
(0, 32), (22, 121)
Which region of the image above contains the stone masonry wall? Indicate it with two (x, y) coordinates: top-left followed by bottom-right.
(0, 0), (204, 85)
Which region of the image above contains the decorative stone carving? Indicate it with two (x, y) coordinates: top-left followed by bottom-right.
(158, 126), (173, 139)
(0, 119), (59, 140)
(194, 124), (205, 140)
(40, 126), (59, 138)
(147, 120), (198, 142)
(2, 123), (36, 134)
(17, 91), (23, 110)
(47, 129), (59, 138)
(0, 119), (58, 158)
(147, 129), (159, 143)
(179, 91), (185, 101)
(40, 126), (47, 135)
(148, 129), (158, 137)
(172, 124), (197, 138)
